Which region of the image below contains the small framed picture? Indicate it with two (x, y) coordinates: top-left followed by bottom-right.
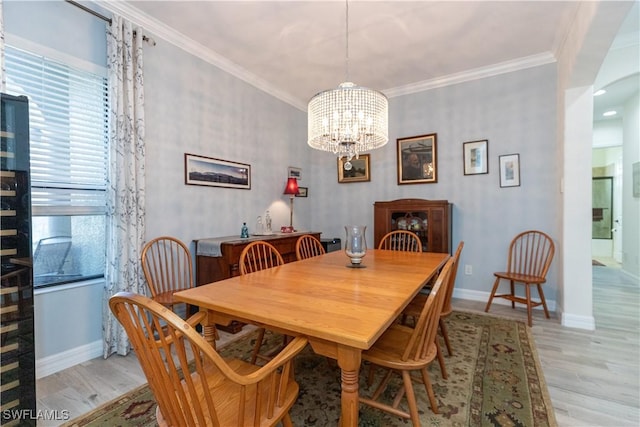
(499, 153), (520, 187)
(337, 154), (371, 183)
(288, 166), (302, 181)
(184, 153), (251, 189)
(397, 133), (437, 184)
(296, 187), (308, 197)
(463, 140), (488, 175)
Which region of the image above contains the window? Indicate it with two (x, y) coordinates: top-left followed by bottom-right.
(5, 45), (108, 288)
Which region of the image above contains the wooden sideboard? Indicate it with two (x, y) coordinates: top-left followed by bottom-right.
(194, 231), (322, 286)
(374, 199), (452, 254)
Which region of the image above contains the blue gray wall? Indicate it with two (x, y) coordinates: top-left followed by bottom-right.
(5, 1), (633, 377)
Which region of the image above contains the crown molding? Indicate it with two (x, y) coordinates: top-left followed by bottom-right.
(95, 0), (307, 111)
(383, 52), (557, 99)
(95, 1), (557, 110)
(612, 31), (640, 50)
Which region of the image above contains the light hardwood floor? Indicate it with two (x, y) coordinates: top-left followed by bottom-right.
(37, 266), (639, 426)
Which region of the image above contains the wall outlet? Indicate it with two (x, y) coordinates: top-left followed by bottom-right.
(464, 265), (472, 275)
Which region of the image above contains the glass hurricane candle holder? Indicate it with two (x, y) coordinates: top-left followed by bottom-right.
(345, 225), (367, 267)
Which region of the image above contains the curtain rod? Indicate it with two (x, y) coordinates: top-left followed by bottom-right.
(65, 0), (111, 24)
(64, 0), (156, 46)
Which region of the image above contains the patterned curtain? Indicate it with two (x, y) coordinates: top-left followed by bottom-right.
(103, 15), (146, 358)
(1, 0), (5, 91)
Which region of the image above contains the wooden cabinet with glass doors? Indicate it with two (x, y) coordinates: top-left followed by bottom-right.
(373, 199), (452, 254)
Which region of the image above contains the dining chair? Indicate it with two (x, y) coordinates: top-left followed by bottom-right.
(239, 241), (287, 364)
(109, 291), (307, 427)
(377, 230), (422, 252)
(359, 258), (454, 425)
(485, 230), (555, 327)
(141, 236), (195, 319)
(401, 241), (464, 379)
(295, 234), (326, 261)
(239, 240), (285, 275)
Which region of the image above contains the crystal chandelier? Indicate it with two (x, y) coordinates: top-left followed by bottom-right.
(307, 0), (388, 170)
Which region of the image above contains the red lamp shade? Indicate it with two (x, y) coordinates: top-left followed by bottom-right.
(283, 177), (299, 196)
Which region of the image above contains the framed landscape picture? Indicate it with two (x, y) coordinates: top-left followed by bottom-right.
(337, 154), (371, 183)
(184, 153), (251, 189)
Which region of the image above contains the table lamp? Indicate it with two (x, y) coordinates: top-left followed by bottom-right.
(283, 177), (299, 231)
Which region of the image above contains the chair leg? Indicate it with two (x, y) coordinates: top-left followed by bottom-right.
(400, 313), (408, 325)
(484, 277), (501, 312)
(281, 413), (293, 427)
(439, 318), (452, 356)
(436, 340), (448, 379)
(510, 280), (515, 309)
(525, 284), (533, 327)
(402, 370), (421, 425)
(367, 364), (377, 387)
(371, 369), (394, 401)
(420, 367), (439, 414)
(536, 283), (551, 319)
(250, 327), (266, 364)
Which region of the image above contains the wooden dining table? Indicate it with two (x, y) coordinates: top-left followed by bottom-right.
(174, 248), (449, 426)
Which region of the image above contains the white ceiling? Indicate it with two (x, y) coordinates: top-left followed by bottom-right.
(100, 1), (638, 120)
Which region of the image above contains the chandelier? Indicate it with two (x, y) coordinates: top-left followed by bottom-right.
(307, 0), (388, 170)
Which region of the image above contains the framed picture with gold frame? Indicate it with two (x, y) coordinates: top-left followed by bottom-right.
(337, 154), (371, 183)
(397, 133), (437, 184)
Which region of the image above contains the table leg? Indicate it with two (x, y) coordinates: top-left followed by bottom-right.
(202, 310), (218, 350)
(336, 346), (361, 427)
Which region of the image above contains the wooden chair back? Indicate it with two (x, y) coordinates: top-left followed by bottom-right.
(239, 241), (284, 275)
(441, 241), (464, 317)
(141, 236), (194, 299)
(404, 258), (453, 362)
(506, 230), (555, 280)
(109, 292), (307, 427)
(377, 230), (422, 252)
(295, 234), (326, 261)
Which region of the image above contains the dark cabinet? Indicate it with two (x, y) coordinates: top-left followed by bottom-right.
(194, 232), (322, 285)
(1, 93), (36, 425)
(374, 199), (452, 254)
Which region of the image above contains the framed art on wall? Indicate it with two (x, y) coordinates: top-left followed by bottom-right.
(397, 133), (437, 185)
(463, 139), (488, 175)
(184, 153), (251, 189)
(288, 166), (302, 181)
(296, 187), (308, 197)
(499, 153), (520, 188)
(337, 154), (370, 183)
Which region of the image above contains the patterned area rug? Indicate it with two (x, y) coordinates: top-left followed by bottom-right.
(63, 310), (557, 426)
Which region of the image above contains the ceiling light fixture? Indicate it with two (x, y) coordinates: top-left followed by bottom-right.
(593, 89), (606, 96)
(603, 110), (617, 117)
(307, 0), (388, 171)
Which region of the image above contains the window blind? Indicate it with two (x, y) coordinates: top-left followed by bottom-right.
(4, 45), (108, 216)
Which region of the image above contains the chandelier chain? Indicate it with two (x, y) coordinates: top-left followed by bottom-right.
(345, 0), (349, 83)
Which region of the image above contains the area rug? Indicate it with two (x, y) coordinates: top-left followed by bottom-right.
(63, 310), (557, 426)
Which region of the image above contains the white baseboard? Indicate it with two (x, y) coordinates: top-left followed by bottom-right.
(561, 312), (596, 330)
(453, 288), (557, 312)
(36, 340), (103, 379)
(454, 288), (600, 330)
